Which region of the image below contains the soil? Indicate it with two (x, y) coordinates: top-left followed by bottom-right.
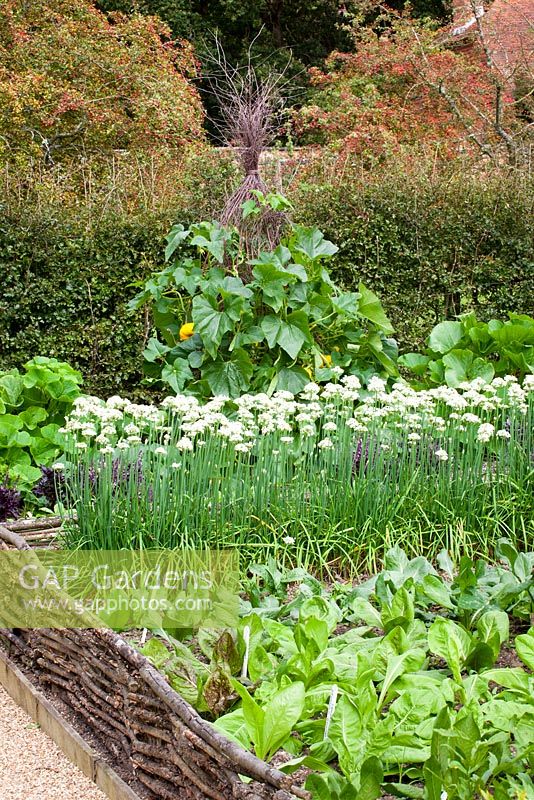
(495, 639), (523, 669)
(0, 601), (528, 800)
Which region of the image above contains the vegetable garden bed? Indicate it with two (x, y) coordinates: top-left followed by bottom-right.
(0, 521), (533, 799)
(0, 526), (309, 800)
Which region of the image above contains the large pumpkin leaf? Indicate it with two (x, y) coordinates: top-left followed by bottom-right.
(261, 313), (311, 360)
(357, 284), (394, 335)
(202, 349), (253, 397)
(291, 225), (339, 261)
(192, 295), (234, 358)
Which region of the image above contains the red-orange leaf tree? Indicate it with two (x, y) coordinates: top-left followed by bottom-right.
(293, 8), (527, 163)
(0, 0), (205, 167)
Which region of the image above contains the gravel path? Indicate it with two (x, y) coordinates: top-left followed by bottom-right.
(0, 684), (106, 800)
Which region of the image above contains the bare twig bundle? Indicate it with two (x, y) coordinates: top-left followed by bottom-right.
(204, 37), (292, 263)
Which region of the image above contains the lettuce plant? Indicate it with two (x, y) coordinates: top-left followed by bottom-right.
(138, 549), (534, 800)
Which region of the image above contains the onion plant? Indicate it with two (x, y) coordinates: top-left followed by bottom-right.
(56, 374), (534, 571)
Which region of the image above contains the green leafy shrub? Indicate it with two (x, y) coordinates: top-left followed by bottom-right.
(294, 170), (534, 353)
(399, 313), (534, 387)
(130, 211), (398, 397)
(0, 357), (82, 492)
(0, 153), (236, 400)
(0, 210), (167, 400)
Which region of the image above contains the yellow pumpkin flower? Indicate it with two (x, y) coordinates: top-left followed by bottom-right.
(179, 322), (195, 341)
(321, 354), (332, 367)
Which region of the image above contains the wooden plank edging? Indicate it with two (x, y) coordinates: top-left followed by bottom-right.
(0, 648), (142, 800)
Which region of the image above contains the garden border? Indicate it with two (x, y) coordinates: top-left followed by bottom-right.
(0, 524), (309, 800)
(0, 516), (62, 549)
(0, 647), (141, 800)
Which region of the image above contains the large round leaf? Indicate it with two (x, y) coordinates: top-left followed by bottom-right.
(428, 321), (464, 354)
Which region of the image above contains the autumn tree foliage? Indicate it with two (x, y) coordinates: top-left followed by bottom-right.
(293, 10), (525, 162)
(0, 0), (205, 168)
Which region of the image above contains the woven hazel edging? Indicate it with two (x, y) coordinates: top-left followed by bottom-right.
(0, 646), (141, 800)
(0, 525), (309, 800)
(0, 515), (62, 549)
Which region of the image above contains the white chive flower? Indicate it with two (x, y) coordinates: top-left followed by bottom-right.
(318, 438), (334, 449)
(477, 423), (495, 443)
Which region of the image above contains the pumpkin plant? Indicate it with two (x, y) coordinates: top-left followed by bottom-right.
(130, 199), (398, 398)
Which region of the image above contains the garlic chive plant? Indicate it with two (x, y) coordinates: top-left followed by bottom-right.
(57, 374), (533, 569)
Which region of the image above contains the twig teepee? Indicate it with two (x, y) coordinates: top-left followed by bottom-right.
(205, 39), (290, 263)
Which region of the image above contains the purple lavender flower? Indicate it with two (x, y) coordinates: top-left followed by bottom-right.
(80, 453), (146, 495)
(111, 453), (144, 490)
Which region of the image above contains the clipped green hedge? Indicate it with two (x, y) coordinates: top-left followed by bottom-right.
(1, 169), (532, 398)
(0, 211), (171, 398)
(294, 172), (534, 350)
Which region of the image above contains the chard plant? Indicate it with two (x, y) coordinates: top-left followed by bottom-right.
(148, 549), (533, 800)
(129, 196), (398, 398)
(0, 356), (82, 496)
(133, 546), (533, 797)
(400, 312), (534, 388)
